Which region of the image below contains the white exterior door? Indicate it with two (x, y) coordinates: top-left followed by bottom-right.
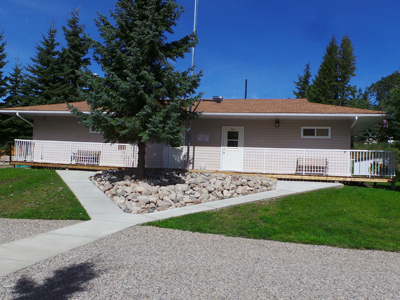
(221, 126), (244, 171)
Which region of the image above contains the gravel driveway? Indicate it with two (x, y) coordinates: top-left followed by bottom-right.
(1, 225), (399, 299)
(0, 218), (82, 244)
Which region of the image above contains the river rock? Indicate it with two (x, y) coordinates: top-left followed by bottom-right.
(91, 169), (277, 215)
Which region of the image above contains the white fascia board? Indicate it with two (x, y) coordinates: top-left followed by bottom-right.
(0, 110), (90, 115)
(201, 112), (388, 118)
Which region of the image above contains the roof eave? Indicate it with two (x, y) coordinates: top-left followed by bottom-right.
(0, 110), (90, 116)
(201, 112), (388, 119)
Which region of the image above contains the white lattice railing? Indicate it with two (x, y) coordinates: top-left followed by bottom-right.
(239, 147), (396, 178)
(13, 139), (396, 177)
(13, 139), (186, 169)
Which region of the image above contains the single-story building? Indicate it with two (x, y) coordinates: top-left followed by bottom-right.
(0, 98), (396, 182)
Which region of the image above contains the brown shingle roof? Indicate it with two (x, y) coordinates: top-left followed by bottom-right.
(0, 102), (89, 112)
(196, 98), (386, 114)
(0, 99), (386, 115)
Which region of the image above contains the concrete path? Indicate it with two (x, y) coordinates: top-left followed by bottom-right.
(0, 170), (342, 277)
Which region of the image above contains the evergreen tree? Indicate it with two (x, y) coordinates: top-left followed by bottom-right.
(60, 8), (91, 102)
(4, 60), (26, 107)
(0, 31), (8, 100)
(293, 63), (311, 98)
(70, 0), (202, 178)
(0, 60), (32, 154)
(25, 23), (63, 105)
(337, 35), (356, 106)
(307, 35), (339, 104)
(347, 87), (370, 109)
(306, 35), (359, 106)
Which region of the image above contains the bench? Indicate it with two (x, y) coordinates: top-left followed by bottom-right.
(296, 158), (327, 175)
(73, 150), (101, 165)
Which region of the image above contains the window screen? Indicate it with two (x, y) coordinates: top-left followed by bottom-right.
(227, 130), (240, 147)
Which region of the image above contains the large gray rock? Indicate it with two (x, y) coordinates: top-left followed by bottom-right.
(91, 170), (277, 215)
(157, 200), (171, 208)
(137, 196), (149, 204)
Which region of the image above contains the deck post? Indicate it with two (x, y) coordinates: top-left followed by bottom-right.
(263, 148), (266, 174)
(40, 141), (43, 163)
(100, 144), (103, 166)
(69, 143), (72, 164)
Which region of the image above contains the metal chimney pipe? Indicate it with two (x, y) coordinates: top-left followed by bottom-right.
(245, 79), (247, 99)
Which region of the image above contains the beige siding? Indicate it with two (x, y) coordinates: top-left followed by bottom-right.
(190, 118), (351, 149)
(189, 118), (351, 172)
(33, 116), (351, 149)
(189, 146), (221, 170)
(30, 115), (352, 173)
(33, 116), (105, 143)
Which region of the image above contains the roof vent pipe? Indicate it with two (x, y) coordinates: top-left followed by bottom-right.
(245, 79), (247, 99)
(213, 96), (223, 103)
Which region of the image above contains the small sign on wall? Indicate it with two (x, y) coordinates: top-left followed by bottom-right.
(197, 133), (209, 142)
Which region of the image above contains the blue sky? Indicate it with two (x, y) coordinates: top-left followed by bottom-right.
(1, 0), (400, 99)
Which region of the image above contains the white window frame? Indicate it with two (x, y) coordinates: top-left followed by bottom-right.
(301, 126), (331, 139)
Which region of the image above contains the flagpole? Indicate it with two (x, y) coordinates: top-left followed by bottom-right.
(191, 0), (199, 76)
(187, 0), (199, 170)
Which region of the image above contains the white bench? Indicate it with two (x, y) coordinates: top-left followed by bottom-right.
(296, 158), (327, 175)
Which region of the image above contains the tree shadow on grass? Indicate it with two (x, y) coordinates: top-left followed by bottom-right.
(363, 182), (400, 192)
(12, 262), (98, 300)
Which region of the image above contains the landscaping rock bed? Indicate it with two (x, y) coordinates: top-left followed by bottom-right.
(91, 169), (277, 214)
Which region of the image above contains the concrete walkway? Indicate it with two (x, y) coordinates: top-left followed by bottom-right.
(0, 170), (342, 277)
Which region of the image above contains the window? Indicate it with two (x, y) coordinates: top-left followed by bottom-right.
(301, 127), (331, 138)
(227, 130), (239, 147)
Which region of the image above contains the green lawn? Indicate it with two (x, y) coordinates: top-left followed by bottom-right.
(0, 168), (90, 220)
(147, 184), (400, 252)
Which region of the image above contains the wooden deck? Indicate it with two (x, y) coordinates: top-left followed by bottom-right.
(10, 161), (120, 171)
(189, 169), (397, 188)
(10, 161), (397, 189)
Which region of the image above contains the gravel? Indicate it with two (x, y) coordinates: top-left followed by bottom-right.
(0, 218), (82, 244)
(0, 226), (399, 299)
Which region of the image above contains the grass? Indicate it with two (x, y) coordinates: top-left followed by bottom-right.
(0, 168), (90, 220)
(147, 183), (400, 252)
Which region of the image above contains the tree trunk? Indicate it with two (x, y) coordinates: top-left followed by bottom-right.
(137, 141), (146, 179)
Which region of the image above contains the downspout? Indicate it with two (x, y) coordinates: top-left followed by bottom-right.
(351, 116), (358, 130)
(350, 116), (359, 150)
(16, 112), (34, 127)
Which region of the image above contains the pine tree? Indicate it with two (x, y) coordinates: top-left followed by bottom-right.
(60, 8), (91, 102)
(4, 60), (26, 107)
(70, 0), (202, 178)
(306, 35), (359, 106)
(0, 31), (8, 101)
(0, 60), (33, 153)
(307, 35), (339, 104)
(25, 23), (63, 105)
(337, 35), (356, 106)
(293, 63), (311, 98)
